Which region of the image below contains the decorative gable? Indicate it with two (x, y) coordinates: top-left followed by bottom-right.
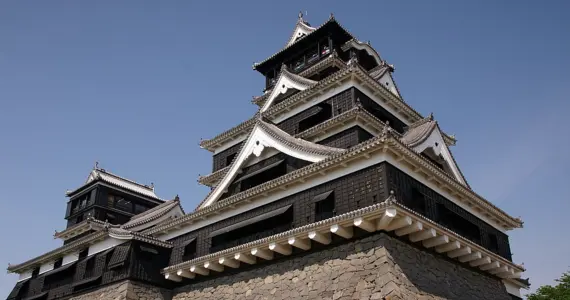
(260, 65), (317, 113)
(197, 119), (344, 209)
(401, 116), (468, 186)
(286, 13), (316, 47)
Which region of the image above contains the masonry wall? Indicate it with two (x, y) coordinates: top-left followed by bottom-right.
(68, 280), (172, 300)
(171, 232), (511, 300)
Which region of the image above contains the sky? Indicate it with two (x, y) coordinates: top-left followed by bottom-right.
(0, 1), (569, 298)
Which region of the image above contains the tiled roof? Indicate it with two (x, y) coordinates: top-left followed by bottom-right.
(253, 15), (355, 71)
(149, 130), (523, 236)
(68, 167), (162, 201)
(258, 120), (345, 156)
(122, 198), (184, 229)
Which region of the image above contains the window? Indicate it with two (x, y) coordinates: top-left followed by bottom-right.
(78, 249), (88, 260)
(114, 197), (132, 212)
(314, 191), (335, 222)
(239, 160), (287, 191)
(409, 189), (427, 215)
(54, 257), (63, 269)
(210, 206), (293, 252)
(31, 267), (39, 278)
(182, 240), (197, 261)
(134, 203), (148, 215)
(437, 203), (481, 244)
(488, 233), (499, 253)
(298, 103), (332, 133)
(226, 153), (237, 167)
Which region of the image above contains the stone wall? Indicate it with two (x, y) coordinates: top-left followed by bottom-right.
(68, 280), (172, 300)
(172, 233), (511, 300)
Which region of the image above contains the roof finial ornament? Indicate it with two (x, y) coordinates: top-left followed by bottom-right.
(103, 220), (110, 231)
(150, 182), (154, 189)
(94, 161), (99, 170)
(428, 112), (434, 121)
(175, 194), (180, 201)
(329, 12), (335, 20)
(298, 11), (304, 20)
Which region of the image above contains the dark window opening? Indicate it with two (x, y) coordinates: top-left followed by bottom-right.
(134, 203), (148, 215)
(240, 161), (287, 191)
(409, 189), (427, 215)
(314, 191), (335, 222)
(182, 240), (197, 261)
(75, 215), (83, 224)
(114, 197), (132, 212)
(225, 153), (237, 167)
(421, 151), (446, 171)
(488, 233), (499, 253)
(105, 213), (117, 224)
(139, 246), (157, 261)
(437, 203), (481, 244)
(273, 88), (300, 106)
(53, 258), (63, 269)
(298, 103), (332, 133)
(31, 267), (39, 278)
(78, 249), (88, 260)
(84, 256), (96, 278)
(210, 206), (293, 253)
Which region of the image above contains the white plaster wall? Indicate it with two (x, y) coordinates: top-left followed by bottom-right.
(503, 280), (522, 298)
(38, 261), (54, 275)
(17, 270), (33, 282)
(413, 127), (466, 185)
(62, 251), (79, 266)
(88, 238), (126, 256)
(378, 73), (400, 97)
(213, 132), (248, 154)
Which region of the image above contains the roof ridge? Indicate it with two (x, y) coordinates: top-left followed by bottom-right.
(94, 167), (154, 191)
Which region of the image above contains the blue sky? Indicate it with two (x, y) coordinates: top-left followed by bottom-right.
(0, 1), (568, 298)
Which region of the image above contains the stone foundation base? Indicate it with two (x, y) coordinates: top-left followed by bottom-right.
(172, 233), (511, 300)
(68, 280), (171, 300)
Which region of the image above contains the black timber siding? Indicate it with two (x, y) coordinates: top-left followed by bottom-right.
(385, 164), (512, 261)
(212, 142), (243, 172)
(276, 88), (354, 135)
(318, 126), (373, 149)
(13, 242), (172, 300)
(220, 153), (312, 200)
(211, 88), (355, 173)
(168, 163), (388, 265)
(355, 89), (407, 134)
(169, 161), (512, 267)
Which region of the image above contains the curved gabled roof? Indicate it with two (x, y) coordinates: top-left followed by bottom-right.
(260, 65), (317, 113)
(285, 13), (316, 47)
(196, 118), (345, 209)
(341, 39), (385, 66)
(122, 197), (185, 230)
(401, 114), (469, 187)
(68, 167), (162, 201)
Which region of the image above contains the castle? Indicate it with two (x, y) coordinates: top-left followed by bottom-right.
(7, 13), (529, 300)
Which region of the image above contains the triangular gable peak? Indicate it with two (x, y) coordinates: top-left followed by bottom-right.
(260, 65), (317, 113)
(378, 71), (401, 98)
(401, 115), (468, 186)
(286, 12), (316, 47)
(198, 119), (345, 209)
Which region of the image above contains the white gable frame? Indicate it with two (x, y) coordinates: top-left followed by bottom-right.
(286, 21), (316, 47)
(412, 126), (467, 186)
(261, 68), (317, 113)
(199, 123), (332, 209)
